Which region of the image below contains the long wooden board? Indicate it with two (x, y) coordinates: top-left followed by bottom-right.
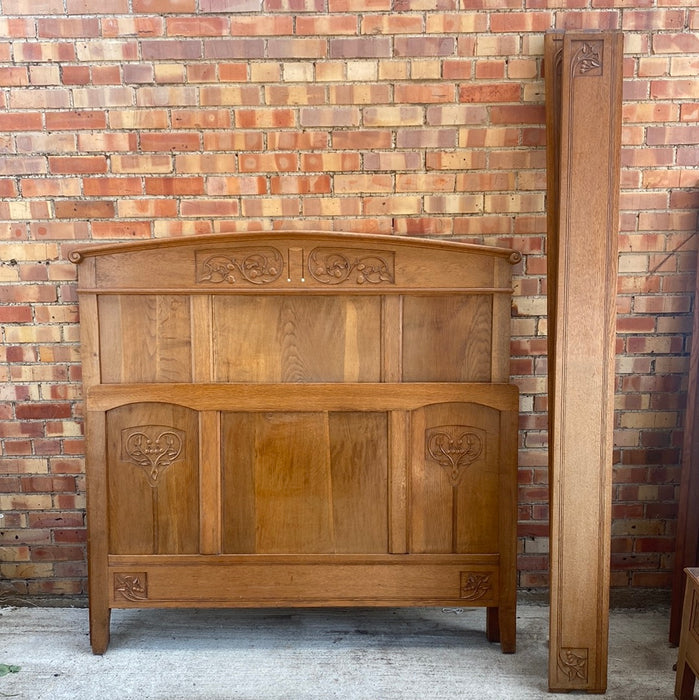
(545, 31), (623, 693)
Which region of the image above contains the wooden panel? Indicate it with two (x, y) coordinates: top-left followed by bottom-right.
(212, 296), (382, 382)
(409, 403), (501, 554)
(107, 403), (199, 555)
(88, 381), (519, 414)
(108, 556), (500, 607)
(99, 295), (192, 383)
(670, 253), (699, 645)
(546, 31), (623, 693)
(221, 411), (389, 554)
(70, 231), (519, 293)
(402, 295), (493, 382)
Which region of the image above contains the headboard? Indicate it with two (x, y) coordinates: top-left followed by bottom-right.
(71, 231), (520, 654)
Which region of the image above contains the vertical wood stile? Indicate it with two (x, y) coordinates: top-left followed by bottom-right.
(546, 31), (623, 693)
(199, 411), (221, 554)
(86, 410), (110, 654)
(191, 295), (213, 383)
(381, 295), (402, 382)
(669, 248), (699, 644)
(389, 410), (409, 554)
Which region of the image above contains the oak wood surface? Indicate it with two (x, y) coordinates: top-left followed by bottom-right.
(74, 231), (519, 654)
(546, 31), (623, 693)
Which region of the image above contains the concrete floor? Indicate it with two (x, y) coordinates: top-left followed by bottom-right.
(0, 602), (681, 699)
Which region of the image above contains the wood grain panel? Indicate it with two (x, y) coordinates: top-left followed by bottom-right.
(328, 412), (388, 553)
(107, 403), (199, 555)
(402, 295), (493, 382)
(409, 402), (500, 554)
(99, 295), (192, 383)
(221, 411), (389, 555)
(546, 31), (622, 693)
(212, 296), (381, 382)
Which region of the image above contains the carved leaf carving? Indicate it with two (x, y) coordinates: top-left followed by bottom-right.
(425, 425), (484, 486)
(196, 247), (284, 285)
(308, 247), (395, 285)
(572, 41), (603, 77)
(121, 425), (185, 487)
(460, 572), (492, 601)
(558, 647), (589, 682)
(114, 573), (148, 602)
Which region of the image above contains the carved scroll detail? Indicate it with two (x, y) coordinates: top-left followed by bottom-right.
(426, 426), (484, 486)
(572, 41), (603, 77)
(196, 247), (284, 285)
(121, 425), (185, 487)
(460, 572), (492, 601)
(114, 573), (148, 602)
(308, 247), (395, 285)
(557, 647), (589, 682)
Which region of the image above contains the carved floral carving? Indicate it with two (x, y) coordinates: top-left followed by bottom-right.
(114, 573), (148, 602)
(121, 425), (185, 487)
(196, 247), (284, 285)
(572, 41), (603, 77)
(460, 572), (492, 601)
(558, 647), (589, 682)
(426, 426), (484, 486)
(308, 247), (395, 285)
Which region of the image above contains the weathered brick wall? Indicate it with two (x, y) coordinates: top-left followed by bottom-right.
(0, 1), (697, 599)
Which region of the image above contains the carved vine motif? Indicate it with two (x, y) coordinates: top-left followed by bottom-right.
(114, 573), (148, 602)
(196, 247), (284, 285)
(460, 572), (492, 601)
(572, 41), (603, 77)
(307, 247), (395, 285)
(121, 425), (185, 487)
(426, 426), (484, 486)
(558, 647), (589, 682)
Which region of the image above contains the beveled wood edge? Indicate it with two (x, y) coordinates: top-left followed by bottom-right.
(86, 381), (520, 413)
(66, 230), (522, 265)
(108, 553), (502, 566)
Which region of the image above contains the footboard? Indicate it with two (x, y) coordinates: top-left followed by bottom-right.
(71, 231), (520, 654)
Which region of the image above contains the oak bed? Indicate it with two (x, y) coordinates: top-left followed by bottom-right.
(71, 231), (520, 654)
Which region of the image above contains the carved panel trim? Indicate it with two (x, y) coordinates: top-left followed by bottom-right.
(114, 573), (148, 602)
(571, 41), (603, 77)
(460, 572), (493, 601)
(557, 647), (589, 683)
(121, 425), (185, 487)
(307, 247), (395, 285)
(425, 425), (484, 486)
(196, 247), (284, 285)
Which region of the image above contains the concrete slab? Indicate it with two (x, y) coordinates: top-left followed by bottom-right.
(0, 603), (678, 699)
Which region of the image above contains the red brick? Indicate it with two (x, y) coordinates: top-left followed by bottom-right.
(203, 39), (265, 59)
(133, 0), (195, 11)
(202, 132), (264, 151)
(141, 39), (202, 60)
(395, 84), (456, 103)
(83, 177), (142, 197)
(231, 16), (294, 35)
(48, 156), (108, 175)
(201, 0), (260, 9)
(45, 111), (106, 130)
(37, 18), (100, 38)
(172, 109), (231, 129)
(459, 83), (521, 103)
(167, 17), (229, 36)
(329, 37), (391, 59)
(145, 177), (205, 196)
(54, 201), (115, 219)
(141, 132), (201, 152)
(91, 221), (152, 239)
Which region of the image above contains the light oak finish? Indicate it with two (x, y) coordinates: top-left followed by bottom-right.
(71, 231), (520, 654)
(545, 32), (623, 693)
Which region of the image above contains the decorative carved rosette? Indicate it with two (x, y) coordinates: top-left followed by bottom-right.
(121, 425), (185, 487)
(114, 573), (148, 602)
(308, 247), (395, 285)
(425, 426), (484, 486)
(196, 247), (284, 285)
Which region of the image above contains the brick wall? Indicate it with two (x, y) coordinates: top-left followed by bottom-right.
(0, 1), (697, 599)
